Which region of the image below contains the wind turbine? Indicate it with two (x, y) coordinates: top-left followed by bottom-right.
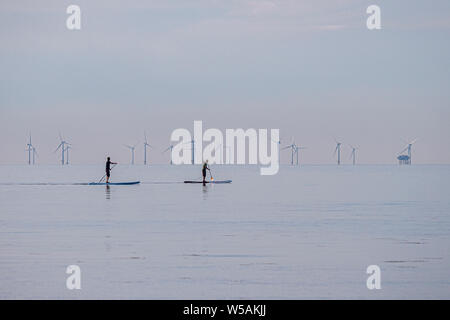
(55, 133), (70, 165)
(282, 138), (303, 165)
(334, 140), (342, 165)
(398, 139), (417, 165)
(349, 145), (358, 165)
(143, 132), (152, 165)
(26, 133), (33, 165)
(125, 144), (137, 165)
(162, 145), (174, 165)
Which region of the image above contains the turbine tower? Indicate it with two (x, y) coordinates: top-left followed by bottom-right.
(162, 145), (174, 165)
(32, 146), (37, 165)
(143, 132), (152, 165)
(55, 133), (70, 165)
(125, 144), (136, 165)
(190, 139), (195, 165)
(183, 139), (196, 164)
(272, 138), (282, 164)
(397, 139), (417, 165)
(349, 145), (358, 165)
(334, 140), (342, 165)
(65, 145), (71, 165)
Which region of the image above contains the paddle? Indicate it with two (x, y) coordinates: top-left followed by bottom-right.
(209, 167), (214, 181)
(98, 163), (117, 183)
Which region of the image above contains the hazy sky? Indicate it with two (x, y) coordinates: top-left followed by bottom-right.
(1, 0), (449, 165)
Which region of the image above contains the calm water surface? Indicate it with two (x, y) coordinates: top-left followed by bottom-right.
(0, 164), (449, 299)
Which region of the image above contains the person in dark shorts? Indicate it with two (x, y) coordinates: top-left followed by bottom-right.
(202, 160), (210, 185)
(106, 157), (117, 183)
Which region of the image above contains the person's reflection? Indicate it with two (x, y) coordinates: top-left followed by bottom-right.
(105, 185), (111, 200)
(202, 184), (209, 200)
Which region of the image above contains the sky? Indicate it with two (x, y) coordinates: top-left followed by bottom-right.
(0, 0), (449, 165)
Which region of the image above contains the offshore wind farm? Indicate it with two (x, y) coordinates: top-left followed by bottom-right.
(20, 131), (420, 166)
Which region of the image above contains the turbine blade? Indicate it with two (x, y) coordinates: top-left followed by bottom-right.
(54, 143), (62, 153)
(162, 146), (171, 153)
(399, 146), (408, 154)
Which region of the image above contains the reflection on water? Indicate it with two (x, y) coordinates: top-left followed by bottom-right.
(202, 184), (209, 200)
(106, 185), (111, 200)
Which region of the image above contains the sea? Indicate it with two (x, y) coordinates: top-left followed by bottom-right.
(0, 164), (449, 299)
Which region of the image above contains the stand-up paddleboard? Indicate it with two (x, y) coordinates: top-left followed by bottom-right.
(88, 181), (140, 186)
(184, 180), (232, 184)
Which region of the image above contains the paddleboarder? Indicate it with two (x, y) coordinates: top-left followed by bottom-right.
(105, 157), (117, 184)
(202, 160), (211, 185)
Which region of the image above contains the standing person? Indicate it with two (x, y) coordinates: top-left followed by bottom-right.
(105, 157), (117, 184)
(202, 160), (211, 185)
